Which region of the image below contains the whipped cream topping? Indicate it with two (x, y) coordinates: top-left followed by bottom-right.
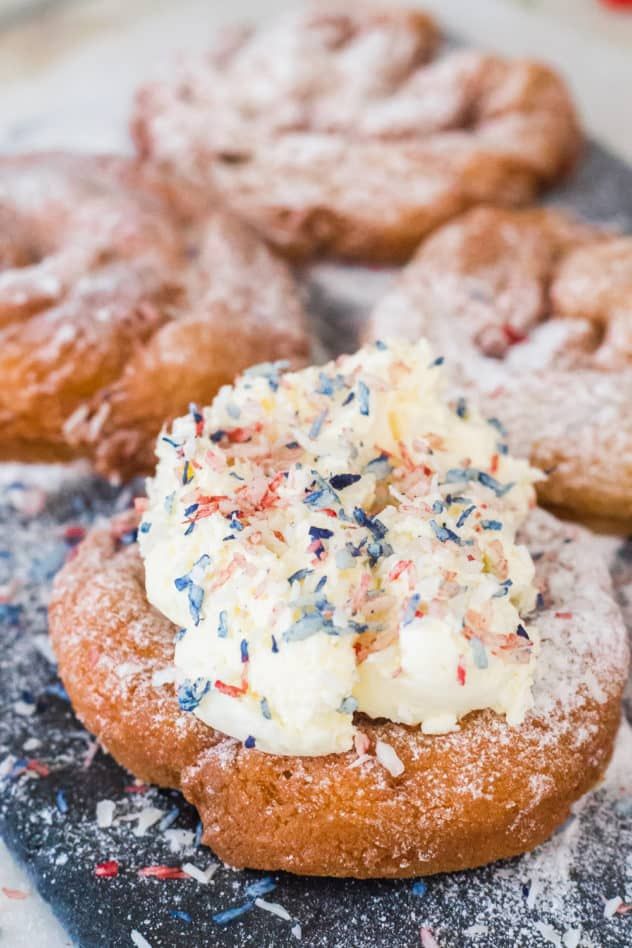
(139, 340), (541, 756)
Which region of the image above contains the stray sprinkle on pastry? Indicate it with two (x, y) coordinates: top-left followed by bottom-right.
(140, 340), (542, 755)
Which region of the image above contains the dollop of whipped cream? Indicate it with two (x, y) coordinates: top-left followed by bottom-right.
(139, 340), (542, 756)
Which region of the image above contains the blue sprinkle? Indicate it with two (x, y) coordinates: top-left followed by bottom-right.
(161, 436), (182, 449)
(353, 507), (387, 539)
(285, 441), (299, 449)
(182, 461), (192, 485)
(303, 473), (339, 510)
(56, 790), (68, 814)
(477, 472), (514, 497)
(194, 821), (203, 847)
(481, 519), (503, 530)
(516, 623), (530, 640)
(244, 736), (256, 749)
(44, 682), (69, 702)
(188, 584), (204, 625)
(309, 526), (334, 541)
(429, 356), (444, 367)
(217, 611), (228, 638)
(212, 902), (255, 925)
(536, 592), (545, 611)
(375, 339), (388, 350)
(470, 637), (488, 669)
(487, 416), (508, 436)
(342, 391), (355, 406)
(210, 429), (225, 443)
(118, 529), (138, 546)
(260, 697), (272, 720)
(367, 540), (393, 565)
(228, 512), (243, 532)
(315, 575), (327, 592)
(497, 442), (509, 455)
(288, 568), (313, 585)
(139, 521), (151, 534)
(240, 639), (249, 663)
(403, 594), (421, 626)
(184, 503), (199, 517)
(493, 579), (513, 598)
(363, 453), (392, 479)
(0, 603), (22, 625)
(245, 877), (276, 898)
(159, 806), (180, 831)
(316, 372), (344, 396)
(283, 612), (328, 642)
(309, 408), (328, 439)
(412, 880), (428, 897)
(338, 696), (358, 714)
(164, 492), (175, 514)
(456, 505), (476, 528)
(178, 678), (211, 712)
(329, 473), (361, 491)
(271, 635), (279, 653)
(430, 520), (461, 544)
(175, 628), (187, 642)
(455, 396), (467, 418)
(347, 620), (369, 634)
(358, 380), (370, 416)
(432, 500), (444, 513)
(170, 910), (192, 923)
(184, 521), (195, 536)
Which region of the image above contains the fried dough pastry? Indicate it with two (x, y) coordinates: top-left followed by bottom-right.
(366, 206), (632, 522)
(0, 154), (310, 479)
(131, 3), (581, 262)
(49, 508), (628, 878)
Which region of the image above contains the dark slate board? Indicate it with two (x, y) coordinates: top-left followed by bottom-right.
(1, 140), (632, 948)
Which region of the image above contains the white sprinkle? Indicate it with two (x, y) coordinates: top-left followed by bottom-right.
(163, 829), (195, 853)
(347, 753), (372, 770)
(131, 932), (152, 948)
(562, 928), (581, 948)
(14, 700), (36, 717)
(22, 738), (41, 751)
(133, 806), (164, 837)
(96, 799), (116, 829)
(533, 921), (562, 946)
(291, 923), (302, 940)
(526, 875), (540, 909)
(255, 897), (292, 921)
(55, 853), (68, 866)
(181, 862), (218, 884)
(0, 755), (15, 778)
(604, 895), (623, 918)
(464, 924), (488, 936)
(151, 665), (178, 687)
(33, 634), (56, 664)
(375, 740), (404, 777)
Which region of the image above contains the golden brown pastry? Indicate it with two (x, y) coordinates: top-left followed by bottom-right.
(366, 206), (632, 523)
(0, 153), (310, 479)
(49, 507), (627, 877)
(131, 3), (581, 262)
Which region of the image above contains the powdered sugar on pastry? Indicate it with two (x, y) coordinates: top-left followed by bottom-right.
(139, 340), (541, 755)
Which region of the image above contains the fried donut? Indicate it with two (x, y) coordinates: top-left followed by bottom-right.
(366, 206), (632, 522)
(0, 154), (310, 479)
(49, 508), (628, 878)
(131, 3), (581, 262)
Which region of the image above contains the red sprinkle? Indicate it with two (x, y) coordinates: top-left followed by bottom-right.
(63, 525), (86, 543)
(502, 323), (527, 346)
(554, 611), (573, 619)
(124, 784), (150, 794)
(490, 453), (499, 475)
(457, 659), (466, 686)
(26, 759), (50, 777)
(214, 680), (247, 698)
(95, 860), (119, 878)
(138, 865), (188, 880)
(2, 887), (28, 900)
(321, 508), (338, 518)
(389, 560), (413, 582)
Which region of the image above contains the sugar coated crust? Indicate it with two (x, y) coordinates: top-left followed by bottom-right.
(49, 507), (628, 878)
(366, 206), (632, 523)
(0, 153), (310, 478)
(131, 3), (581, 262)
